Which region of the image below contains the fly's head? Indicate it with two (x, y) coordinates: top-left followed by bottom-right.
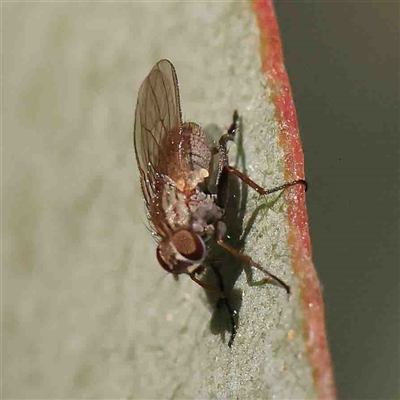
(156, 230), (206, 275)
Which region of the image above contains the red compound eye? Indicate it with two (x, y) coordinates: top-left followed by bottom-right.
(171, 230), (205, 262)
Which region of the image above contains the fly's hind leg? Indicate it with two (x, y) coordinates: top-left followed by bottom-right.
(226, 166), (307, 196)
(216, 111), (307, 208)
(215, 110), (240, 207)
(218, 110), (239, 167)
(218, 110), (307, 198)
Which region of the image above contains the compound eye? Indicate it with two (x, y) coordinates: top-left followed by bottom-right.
(156, 246), (173, 273)
(171, 230), (205, 262)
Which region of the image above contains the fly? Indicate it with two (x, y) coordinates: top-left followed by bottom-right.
(133, 59), (307, 347)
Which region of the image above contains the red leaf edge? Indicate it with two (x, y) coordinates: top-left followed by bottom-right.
(252, 1), (337, 399)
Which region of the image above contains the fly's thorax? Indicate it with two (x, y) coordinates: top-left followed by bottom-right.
(156, 230), (206, 274)
(160, 172), (218, 234)
(181, 122), (212, 173)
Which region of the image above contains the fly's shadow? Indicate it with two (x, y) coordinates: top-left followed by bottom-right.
(201, 116), (251, 346)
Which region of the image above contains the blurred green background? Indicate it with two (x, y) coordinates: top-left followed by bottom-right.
(275, 2), (399, 399)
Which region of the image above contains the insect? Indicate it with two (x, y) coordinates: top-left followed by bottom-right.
(133, 59), (307, 347)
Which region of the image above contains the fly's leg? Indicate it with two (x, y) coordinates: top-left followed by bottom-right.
(216, 110), (240, 207)
(212, 110), (307, 338)
(210, 264), (238, 348)
(220, 114), (306, 289)
(189, 264), (238, 347)
(218, 110), (239, 169)
(226, 166), (307, 195)
(217, 110), (307, 201)
(215, 221), (290, 295)
(189, 266), (221, 294)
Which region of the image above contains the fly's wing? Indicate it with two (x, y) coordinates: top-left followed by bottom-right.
(134, 60), (185, 235)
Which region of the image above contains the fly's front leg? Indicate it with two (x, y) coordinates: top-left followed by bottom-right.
(189, 265), (238, 347)
(188, 265), (222, 295)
